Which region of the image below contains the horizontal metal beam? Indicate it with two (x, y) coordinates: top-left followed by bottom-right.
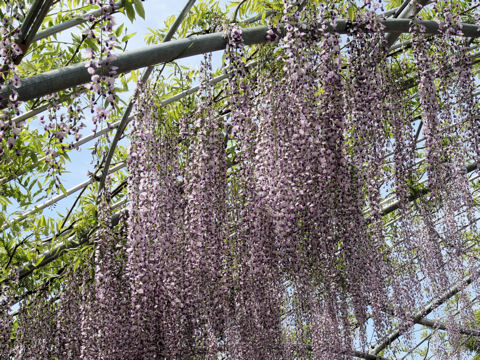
(417, 317), (480, 337)
(2, 19), (480, 106)
(33, 1), (123, 42)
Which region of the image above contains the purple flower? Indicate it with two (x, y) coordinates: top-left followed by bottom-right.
(85, 47), (94, 59)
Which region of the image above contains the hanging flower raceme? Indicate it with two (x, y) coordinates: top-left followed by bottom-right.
(83, 0), (119, 132)
(92, 192), (132, 358)
(126, 80), (169, 357)
(179, 52), (231, 357)
(0, 285), (13, 358)
(14, 293), (59, 359)
(225, 24), (286, 358)
(126, 78), (189, 358)
(409, 5), (477, 298)
(383, 60), (422, 329)
(54, 269), (85, 359)
(342, 11), (396, 338)
(227, 2), (395, 355)
(0, 0), (24, 158)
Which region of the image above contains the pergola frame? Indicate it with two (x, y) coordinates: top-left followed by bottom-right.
(2, 0), (480, 359)
(3, 19), (480, 105)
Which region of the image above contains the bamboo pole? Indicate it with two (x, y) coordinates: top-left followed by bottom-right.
(32, 1), (123, 42)
(2, 19), (480, 106)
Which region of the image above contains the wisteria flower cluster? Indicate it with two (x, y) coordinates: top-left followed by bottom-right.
(0, 0), (24, 157)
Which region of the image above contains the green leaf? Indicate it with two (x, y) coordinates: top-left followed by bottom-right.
(39, 215), (46, 228)
(35, 255), (45, 267)
(124, 0), (136, 22)
(115, 23), (125, 38)
(133, 0), (145, 19)
(58, 182), (67, 196)
(348, 5), (355, 21)
(84, 37), (99, 52)
(121, 32), (136, 43)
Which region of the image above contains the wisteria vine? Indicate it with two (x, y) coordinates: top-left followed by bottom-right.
(3, 0), (480, 359)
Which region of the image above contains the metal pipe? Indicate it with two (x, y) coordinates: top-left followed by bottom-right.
(2, 19), (480, 106)
(385, 0), (430, 48)
(370, 273), (476, 355)
(32, 1), (123, 42)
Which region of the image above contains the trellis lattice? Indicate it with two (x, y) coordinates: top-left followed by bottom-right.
(1, 0), (480, 359)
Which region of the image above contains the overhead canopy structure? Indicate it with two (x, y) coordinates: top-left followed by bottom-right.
(3, 18), (480, 105)
(1, 0), (480, 359)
